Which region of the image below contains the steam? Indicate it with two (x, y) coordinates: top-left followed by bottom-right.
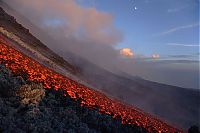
(1, 0), (199, 89)
(10, 0), (121, 46)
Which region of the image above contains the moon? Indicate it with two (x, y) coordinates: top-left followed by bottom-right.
(134, 6), (137, 10)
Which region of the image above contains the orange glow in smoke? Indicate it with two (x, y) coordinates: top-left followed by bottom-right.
(0, 36), (182, 133)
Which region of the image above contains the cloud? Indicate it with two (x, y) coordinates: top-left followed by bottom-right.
(4, 0), (122, 46)
(168, 54), (196, 58)
(167, 5), (188, 13)
(155, 23), (199, 36)
(154, 60), (199, 64)
(76, 0), (96, 7)
(167, 43), (199, 47)
(120, 48), (134, 57)
(151, 54), (160, 59)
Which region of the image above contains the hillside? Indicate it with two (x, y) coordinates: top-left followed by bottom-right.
(63, 49), (200, 129)
(0, 64), (149, 133)
(0, 33), (182, 132)
(0, 5), (199, 133)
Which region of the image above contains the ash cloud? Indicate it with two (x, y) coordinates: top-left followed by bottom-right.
(1, 0), (199, 89)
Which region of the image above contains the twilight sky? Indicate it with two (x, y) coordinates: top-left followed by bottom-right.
(2, 0), (199, 89)
(78, 0), (199, 59)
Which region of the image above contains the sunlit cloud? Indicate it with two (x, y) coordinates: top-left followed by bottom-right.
(120, 48), (134, 57)
(152, 54), (160, 59)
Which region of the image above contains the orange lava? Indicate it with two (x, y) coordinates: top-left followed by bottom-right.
(0, 36), (182, 133)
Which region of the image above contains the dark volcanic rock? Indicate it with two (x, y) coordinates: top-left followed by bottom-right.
(188, 125), (200, 133)
(0, 64), (25, 97)
(0, 64), (148, 133)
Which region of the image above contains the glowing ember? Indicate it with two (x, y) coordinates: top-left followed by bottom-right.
(0, 36), (182, 133)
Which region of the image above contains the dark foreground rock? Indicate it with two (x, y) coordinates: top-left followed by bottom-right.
(188, 126), (200, 133)
(0, 64), (148, 133)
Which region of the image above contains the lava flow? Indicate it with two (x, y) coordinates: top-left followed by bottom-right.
(0, 36), (182, 133)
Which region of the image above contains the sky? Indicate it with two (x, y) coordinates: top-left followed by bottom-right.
(2, 0), (199, 89)
(77, 0), (199, 59)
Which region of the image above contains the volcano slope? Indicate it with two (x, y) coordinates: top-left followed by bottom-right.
(0, 27), (182, 133)
(0, 4), (199, 130)
(0, 5), (188, 133)
(0, 64), (148, 133)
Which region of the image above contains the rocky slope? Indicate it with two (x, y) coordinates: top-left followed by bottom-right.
(0, 35), (182, 132)
(0, 64), (148, 133)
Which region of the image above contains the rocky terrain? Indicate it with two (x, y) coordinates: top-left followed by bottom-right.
(0, 64), (148, 133)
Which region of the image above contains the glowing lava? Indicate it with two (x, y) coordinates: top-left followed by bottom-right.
(0, 36), (182, 133)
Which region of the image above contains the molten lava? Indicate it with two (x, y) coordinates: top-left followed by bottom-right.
(0, 36), (182, 133)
